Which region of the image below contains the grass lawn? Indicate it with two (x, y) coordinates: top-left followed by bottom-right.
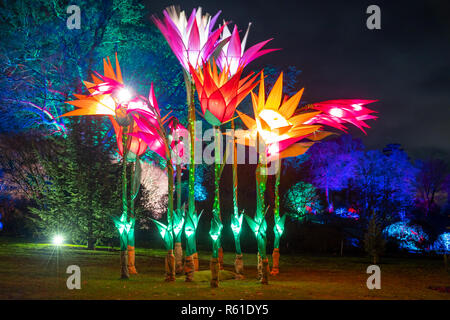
(0, 237), (449, 300)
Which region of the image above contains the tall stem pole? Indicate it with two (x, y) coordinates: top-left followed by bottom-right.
(231, 119), (241, 254)
(210, 125), (223, 288)
(274, 157), (281, 249)
(187, 78), (196, 221)
(212, 125), (222, 257)
(120, 125), (130, 279)
(122, 127), (129, 220)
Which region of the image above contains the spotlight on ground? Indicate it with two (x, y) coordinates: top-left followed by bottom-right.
(52, 235), (64, 246)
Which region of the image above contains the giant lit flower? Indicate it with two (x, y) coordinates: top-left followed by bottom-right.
(217, 23), (279, 76)
(152, 6), (227, 71)
(62, 54), (161, 159)
(236, 72), (325, 160)
(129, 84), (186, 164)
(62, 54), (133, 122)
(305, 99), (378, 133)
(190, 60), (260, 126)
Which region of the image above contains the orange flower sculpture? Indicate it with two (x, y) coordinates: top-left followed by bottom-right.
(189, 60), (260, 126)
(62, 54), (127, 119)
(61, 54), (158, 158)
(236, 72), (329, 161)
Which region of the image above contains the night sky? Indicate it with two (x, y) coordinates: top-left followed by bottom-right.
(144, 0), (450, 159)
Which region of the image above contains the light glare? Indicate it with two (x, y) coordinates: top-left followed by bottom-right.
(330, 107), (344, 118)
(117, 88), (132, 103)
(53, 235), (64, 246)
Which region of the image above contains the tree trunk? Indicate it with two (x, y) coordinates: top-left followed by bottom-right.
(87, 238), (96, 250)
(120, 250), (129, 279)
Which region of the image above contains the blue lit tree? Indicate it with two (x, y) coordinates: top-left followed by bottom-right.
(415, 158), (448, 216)
(353, 145), (417, 223)
(0, 0), (185, 137)
(307, 135), (363, 211)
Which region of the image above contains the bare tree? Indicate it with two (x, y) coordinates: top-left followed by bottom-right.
(416, 158), (448, 216)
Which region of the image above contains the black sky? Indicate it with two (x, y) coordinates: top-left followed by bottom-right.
(143, 0), (450, 158)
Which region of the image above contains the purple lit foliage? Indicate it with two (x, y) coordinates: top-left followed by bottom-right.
(334, 207), (359, 220)
(415, 158), (448, 216)
(307, 135), (363, 212)
(354, 144), (417, 221)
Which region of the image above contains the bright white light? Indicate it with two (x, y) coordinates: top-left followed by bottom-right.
(53, 235), (64, 246)
(259, 109), (290, 129)
(329, 107), (344, 118)
(267, 143), (280, 156)
(117, 88), (132, 103)
(352, 104), (362, 111)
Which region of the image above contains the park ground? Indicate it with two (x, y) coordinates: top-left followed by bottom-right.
(0, 237), (449, 300)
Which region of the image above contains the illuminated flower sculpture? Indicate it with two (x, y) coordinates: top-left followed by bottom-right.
(217, 23), (279, 76)
(190, 61), (260, 126)
(129, 84), (187, 281)
(152, 7), (228, 278)
(305, 99), (378, 133)
(236, 72), (377, 281)
(152, 6), (225, 72)
(62, 54), (148, 278)
(190, 60), (260, 287)
(213, 22), (279, 278)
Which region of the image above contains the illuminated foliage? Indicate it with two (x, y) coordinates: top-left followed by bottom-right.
(335, 208), (359, 220)
(383, 221), (429, 252)
(28, 118), (120, 247)
(432, 232), (450, 254)
(307, 135), (363, 211)
(0, 0), (151, 135)
(354, 145), (418, 220)
(139, 161), (168, 220)
(283, 182), (322, 221)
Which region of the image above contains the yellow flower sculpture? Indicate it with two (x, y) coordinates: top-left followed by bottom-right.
(236, 71), (334, 161)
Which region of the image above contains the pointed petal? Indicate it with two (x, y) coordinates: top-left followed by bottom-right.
(279, 88), (304, 119)
(265, 72), (283, 110)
